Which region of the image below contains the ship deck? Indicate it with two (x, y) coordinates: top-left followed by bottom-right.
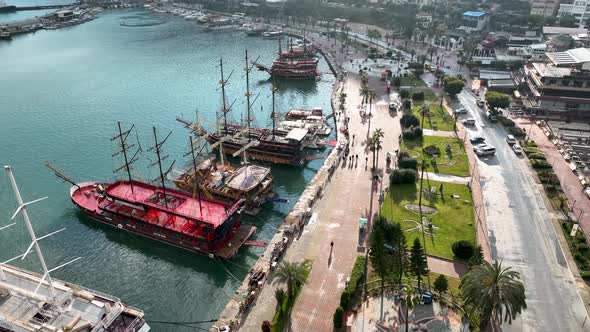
(215, 224), (256, 259)
(0, 264), (146, 332)
(225, 165), (271, 192)
(106, 181), (233, 228)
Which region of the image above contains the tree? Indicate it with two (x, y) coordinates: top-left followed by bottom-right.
(433, 274), (449, 301)
(366, 89), (377, 140)
(409, 238), (429, 290)
(274, 288), (286, 316)
(485, 91), (510, 112)
(452, 240), (475, 259)
(400, 284), (418, 332)
(468, 245), (485, 268)
(271, 261), (308, 297)
(261, 320), (271, 332)
(370, 216), (407, 321)
(461, 261), (527, 331)
(359, 84), (370, 105)
(559, 14), (577, 28)
(443, 77), (465, 97)
(372, 128), (384, 170)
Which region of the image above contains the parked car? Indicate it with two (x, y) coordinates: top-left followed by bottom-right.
(470, 135), (485, 144)
(512, 144), (523, 154)
(476, 99), (485, 107)
(506, 135), (517, 145)
(487, 111), (498, 122)
(462, 118), (476, 126)
(454, 108), (468, 114)
(475, 145), (496, 156)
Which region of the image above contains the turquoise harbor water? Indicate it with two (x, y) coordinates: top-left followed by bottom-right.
(0, 9), (334, 330)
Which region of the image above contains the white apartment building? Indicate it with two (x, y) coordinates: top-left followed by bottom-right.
(558, 0), (590, 28)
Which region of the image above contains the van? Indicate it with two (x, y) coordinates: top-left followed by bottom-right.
(506, 135), (516, 145)
(475, 145), (496, 156)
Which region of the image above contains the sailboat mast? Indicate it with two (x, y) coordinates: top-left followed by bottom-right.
(152, 127), (168, 206)
(117, 121), (134, 194)
(245, 50), (252, 143)
(189, 136), (203, 215)
(272, 82), (277, 140)
(4, 166), (57, 301)
(220, 58), (228, 129)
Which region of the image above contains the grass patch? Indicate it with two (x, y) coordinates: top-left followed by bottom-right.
(402, 135), (469, 177)
(417, 88), (438, 102)
(400, 75), (426, 87)
(380, 180), (476, 260)
(412, 105), (455, 132)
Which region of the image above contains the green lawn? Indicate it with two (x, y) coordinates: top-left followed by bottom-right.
(380, 180), (476, 260)
(402, 135), (469, 177)
(421, 88), (438, 102)
(412, 105), (454, 131)
(400, 75), (426, 87)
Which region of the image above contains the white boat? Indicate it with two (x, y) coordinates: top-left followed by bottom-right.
(278, 117), (331, 136)
(262, 31), (283, 39)
(0, 166), (150, 332)
(204, 18), (240, 31)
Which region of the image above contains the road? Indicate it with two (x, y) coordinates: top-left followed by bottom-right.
(456, 90), (589, 331)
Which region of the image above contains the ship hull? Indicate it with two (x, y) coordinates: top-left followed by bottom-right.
(208, 133), (304, 166)
(70, 182), (255, 259)
(0, 5), (16, 13)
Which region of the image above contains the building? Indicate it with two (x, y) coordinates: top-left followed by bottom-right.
(531, 0), (560, 17)
(388, 0), (433, 7)
(460, 11), (489, 33)
(416, 12), (432, 28)
(543, 26), (590, 47)
(520, 48), (590, 119)
(558, 0), (590, 28)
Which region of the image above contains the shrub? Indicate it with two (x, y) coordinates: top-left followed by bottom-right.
(398, 151), (410, 159)
(403, 99), (412, 109)
(423, 144), (441, 156)
(340, 290), (350, 309)
(508, 127), (526, 138)
(407, 62), (424, 69)
(523, 147), (542, 155)
(390, 169), (418, 184)
(400, 89), (410, 99)
(402, 129), (415, 140)
(525, 140), (537, 147)
(452, 240), (474, 259)
(412, 126), (423, 138)
(498, 116), (515, 127)
(411, 91), (425, 100)
(528, 153), (546, 160)
(580, 271), (590, 280)
(401, 113), (420, 128)
(399, 157), (418, 170)
(347, 256), (366, 295)
(333, 306), (344, 328)
(531, 160), (552, 169)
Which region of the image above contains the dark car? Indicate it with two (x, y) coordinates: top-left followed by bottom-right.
(470, 136), (485, 144)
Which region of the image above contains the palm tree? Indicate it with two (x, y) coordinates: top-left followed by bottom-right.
(274, 288), (287, 316)
(271, 261), (308, 298)
(366, 89), (377, 140)
(359, 85), (370, 106)
(372, 128), (384, 170)
(400, 284), (418, 332)
(461, 261), (527, 331)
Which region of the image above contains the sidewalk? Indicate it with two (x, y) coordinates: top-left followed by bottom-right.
(518, 120), (590, 239)
(288, 72), (401, 331)
(427, 256), (468, 279)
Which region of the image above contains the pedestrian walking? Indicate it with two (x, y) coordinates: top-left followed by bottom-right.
(330, 241), (334, 249)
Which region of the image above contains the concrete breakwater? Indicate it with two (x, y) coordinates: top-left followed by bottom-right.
(210, 48), (345, 332)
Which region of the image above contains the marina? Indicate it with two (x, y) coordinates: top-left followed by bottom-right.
(0, 7), (334, 330)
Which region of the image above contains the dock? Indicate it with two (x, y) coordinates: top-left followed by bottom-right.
(15, 4), (71, 11)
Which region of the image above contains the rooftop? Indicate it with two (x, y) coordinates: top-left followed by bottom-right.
(530, 62), (573, 78)
(226, 165), (271, 192)
(543, 26), (589, 36)
(546, 48), (590, 65)
(285, 128), (308, 142)
(463, 11), (485, 17)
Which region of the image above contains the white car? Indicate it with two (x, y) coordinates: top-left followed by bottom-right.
(476, 99), (485, 107)
(454, 108), (468, 114)
(462, 118), (476, 126)
(475, 145), (496, 156)
(506, 135), (517, 145)
(512, 144), (523, 154)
